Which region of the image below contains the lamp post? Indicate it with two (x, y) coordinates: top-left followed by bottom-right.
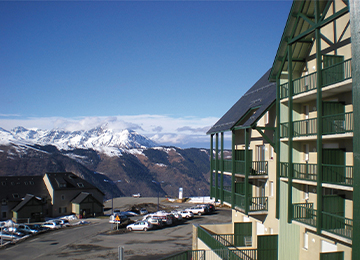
(152, 180), (164, 212)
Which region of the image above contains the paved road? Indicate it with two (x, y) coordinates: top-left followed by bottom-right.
(0, 198), (232, 260)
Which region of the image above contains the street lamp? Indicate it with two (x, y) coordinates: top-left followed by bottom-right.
(152, 180), (164, 212)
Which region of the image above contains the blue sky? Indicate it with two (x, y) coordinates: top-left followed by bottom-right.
(0, 0), (292, 148)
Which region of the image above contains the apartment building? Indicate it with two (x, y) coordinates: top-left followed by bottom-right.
(192, 0), (359, 259)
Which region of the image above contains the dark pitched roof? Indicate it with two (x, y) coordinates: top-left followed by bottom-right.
(12, 194), (42, 212)
(71, 192), (90, 204)
(0, 176), (50, 202)
(71, 192), (102, 205)
(45, 172), (105, 195)
(207, 69), (276, 134)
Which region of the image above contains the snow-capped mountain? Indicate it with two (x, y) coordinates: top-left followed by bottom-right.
(0, 125), (158, 156)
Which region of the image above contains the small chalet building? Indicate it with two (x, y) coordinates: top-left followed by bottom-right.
(0, 172), (104, 222)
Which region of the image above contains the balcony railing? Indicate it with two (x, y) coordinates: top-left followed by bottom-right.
(293, 203), (317, 227)
(249, 197), (268, 212)
(160, 250), (205, 260)
(280, 59), (352, 100)
(293, 163), (317, 181)
(234, 193), (246, 209)
(280, 123), (289, 138)
(280, 112), (353, 138)
(322, 212), (353, 239)
(251, 161), (268, 175)
(322, 164), (353, 186)
(322, 112), (353, 135)
(322, 59), (352, 87)
(293, 118), (317, 137)
(218, 159), (268, 176)
(280, 162), (353, 187)
(197, 226), (250, 260)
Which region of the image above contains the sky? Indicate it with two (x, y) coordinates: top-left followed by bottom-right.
(0, 0), (293, 148)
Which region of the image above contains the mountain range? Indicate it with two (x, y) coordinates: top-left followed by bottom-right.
(0, 125), (211, 199)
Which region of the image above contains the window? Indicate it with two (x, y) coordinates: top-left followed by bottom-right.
(77, 183), (84, 188)
(269, 181), (274, 197)
(304, 144), (309, 161)
(304, 232), (308, 249)
(12, 193), (19, 199)
(24, 181), (28, 185)
(304, 185), (309, 200)
(64, 207), (67, 213)
(1, 181), (6, 186)
(61, 194), (65, 200)
(29, 181), (34, 185)
(2, 199), (7, 205)
(2, 212), (6, 218)
(59, 207), (62, 213)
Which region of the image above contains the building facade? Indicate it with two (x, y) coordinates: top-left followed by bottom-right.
(193, 0), (359, 259)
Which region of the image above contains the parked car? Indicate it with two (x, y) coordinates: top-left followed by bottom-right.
(42, 221), (61, 229)
(126, 221), (152, 231)
(177, 210), (194, 219)
(27, 224), (49, 232)
(58, 219), (71, 227)
(132, 193), (141, 198)
(185, 206), (206, 216)
(17, 224), (38, 234)
(140, 208), (148, 215)
(0, 231), (21, 240)
(3, 227), (26, 237)
(145, 217), (164, 229)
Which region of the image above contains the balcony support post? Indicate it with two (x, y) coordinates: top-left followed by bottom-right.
(221, 132), (224, 204)
(231, 130), (236, 209)
(215, 133), (219, 202)
(210, 134), (214, 199)
(315, 0), (323, 235)
(350, 0), (360, 257)
(276, 75), (281, 219)
(287, 42), (294, 223)
(244, 128), (250, 215)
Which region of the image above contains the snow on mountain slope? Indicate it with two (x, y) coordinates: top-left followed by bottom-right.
(0, 125), (158, 156)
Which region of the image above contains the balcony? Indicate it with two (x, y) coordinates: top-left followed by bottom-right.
(280, 162), (353, 187)
(293, 203), (317, 227)
(217, 159), (268, 176)
(220, 189), (268, 213)
(280, 112), (353, 139)
(293, 203), (353, 240)
(197, 226), (257, 260)
(322, 212), (353, 240)
(280, 59), (352, 100)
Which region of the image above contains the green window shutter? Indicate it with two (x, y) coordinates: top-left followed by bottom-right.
(257, 235), (278, 260)
(234, 222), (252, 247)
(322, 55), (345, 86)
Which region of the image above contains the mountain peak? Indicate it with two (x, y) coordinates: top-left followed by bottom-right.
(0, 125), (158, 156)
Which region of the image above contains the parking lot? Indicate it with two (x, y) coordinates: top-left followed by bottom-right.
(0, 197), (232, 260)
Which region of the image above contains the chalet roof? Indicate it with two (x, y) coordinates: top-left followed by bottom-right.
(207, 69), (276, 134)
(0, 175), (50, 202)
(71, 192), (102, 205)
(12, 194), (42, 212)
(269, 1), (331, 81)
(45, 172), (105, 195)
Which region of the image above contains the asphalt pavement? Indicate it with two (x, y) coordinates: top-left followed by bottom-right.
(0, 197), (232, 260)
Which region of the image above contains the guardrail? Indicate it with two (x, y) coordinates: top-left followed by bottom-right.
(293, 203), (317, 227)
(293, 163), (317, 181)
(322, 211), (353, 239)
(322, 164), (353, 186)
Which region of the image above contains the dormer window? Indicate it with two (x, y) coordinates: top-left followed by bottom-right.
(77, 183), (84, 188)
(59, 183), (67, 188)
(29, 181), (34, 185)
(1, 181), (6, 186)
(24, 181), (28, 185)
(12, 193), (19, 199)
(2, 199), (7, 205)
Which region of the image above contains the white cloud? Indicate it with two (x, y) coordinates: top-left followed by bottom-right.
(0, 114), (219, 148)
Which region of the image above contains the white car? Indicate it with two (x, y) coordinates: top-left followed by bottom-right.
(185, 206), (206, 216)
(126, 221), (152, 231)
(132, 193), (141, 198)
(42, 221), (61, 229)
(177, 210), (194, 219)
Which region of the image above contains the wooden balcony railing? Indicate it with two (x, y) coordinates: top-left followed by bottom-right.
(280, 59), (352, 100)
(293, 203), (317, 227)
(322, 212), (353, 239)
